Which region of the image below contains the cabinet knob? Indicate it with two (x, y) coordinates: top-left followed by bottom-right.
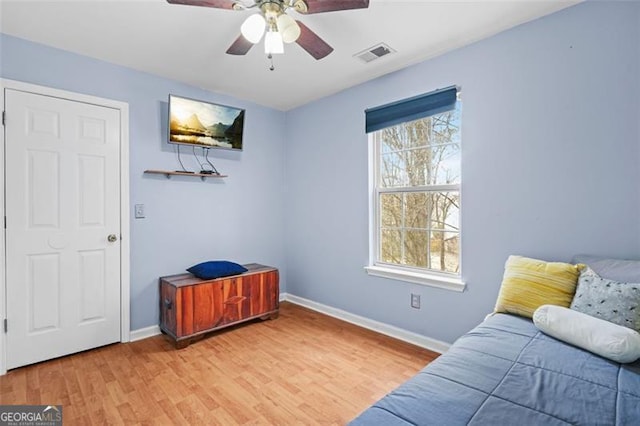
(164, 298), (172, 310)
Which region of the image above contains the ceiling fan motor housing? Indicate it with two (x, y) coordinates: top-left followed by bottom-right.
(261, 1), (284, 23)
(248, 0), (309, 15)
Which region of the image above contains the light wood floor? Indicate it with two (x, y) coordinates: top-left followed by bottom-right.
(0, 302), (439, 425)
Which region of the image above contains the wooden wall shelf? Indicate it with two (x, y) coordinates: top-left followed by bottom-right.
(144, 169), (227, 181)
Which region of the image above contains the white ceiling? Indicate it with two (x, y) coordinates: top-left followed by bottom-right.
(0, 0), (579, 110)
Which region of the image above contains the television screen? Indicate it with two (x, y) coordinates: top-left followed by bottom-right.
(168, 94), (245, 151)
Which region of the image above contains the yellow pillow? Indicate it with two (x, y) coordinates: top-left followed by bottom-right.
(494, 255), (583, 318)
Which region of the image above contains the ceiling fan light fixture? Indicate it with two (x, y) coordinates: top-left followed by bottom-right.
(264, 29), (284, 54)
(240, 14), (266, 44)
(168, 0), (372, 62)
(277, 14), (301, 44)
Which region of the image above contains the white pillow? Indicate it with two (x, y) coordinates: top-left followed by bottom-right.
(533, 305), (640, 363)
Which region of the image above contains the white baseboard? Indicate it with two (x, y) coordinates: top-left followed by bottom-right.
(128, 293), (450, 353)
(130, 325), (161, 342)
(283, 294), (450, 354)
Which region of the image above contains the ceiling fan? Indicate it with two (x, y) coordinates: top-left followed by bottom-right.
(167, 0), (370, 60)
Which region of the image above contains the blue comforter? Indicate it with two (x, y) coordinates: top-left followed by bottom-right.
(350, 313), (640, 425)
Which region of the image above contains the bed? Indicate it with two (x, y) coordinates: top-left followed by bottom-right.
(350, 255), (640, 425)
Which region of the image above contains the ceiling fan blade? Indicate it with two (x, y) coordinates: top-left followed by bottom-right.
(295, 21), (333, 60)
(226, 34), (254, 55)
(166, 0), (237, 10)
(299, 0), (369, 14)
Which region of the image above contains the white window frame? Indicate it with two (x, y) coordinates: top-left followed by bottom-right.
(365, 104), (465, 292)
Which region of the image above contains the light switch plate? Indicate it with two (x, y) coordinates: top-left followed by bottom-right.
(134, 204), (145, 219)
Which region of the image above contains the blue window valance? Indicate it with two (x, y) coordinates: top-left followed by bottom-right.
(365, 86), (458, 133)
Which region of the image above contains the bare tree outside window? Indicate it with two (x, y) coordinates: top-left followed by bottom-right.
(375, 106), (461, 274)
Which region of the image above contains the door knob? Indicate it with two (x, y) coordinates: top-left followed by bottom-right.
(107, 234), (118, 243)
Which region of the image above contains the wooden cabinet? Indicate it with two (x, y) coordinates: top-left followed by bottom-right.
(159, 263), (279, 347)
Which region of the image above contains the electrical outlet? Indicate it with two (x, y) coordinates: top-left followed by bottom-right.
(134, 204), (145, 219)
(411, 293), (421, 309)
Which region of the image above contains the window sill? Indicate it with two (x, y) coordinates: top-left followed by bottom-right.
(364, 265), (466, 292)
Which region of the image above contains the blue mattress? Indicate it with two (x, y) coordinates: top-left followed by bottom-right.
(350, 313), (640, 425)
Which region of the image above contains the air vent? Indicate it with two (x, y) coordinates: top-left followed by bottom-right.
(354, 43), (395, 63)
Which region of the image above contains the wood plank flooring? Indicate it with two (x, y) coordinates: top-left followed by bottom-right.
(0, 302), (439, 425)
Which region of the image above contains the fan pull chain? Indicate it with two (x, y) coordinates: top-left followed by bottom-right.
(268, 53), (275, 71)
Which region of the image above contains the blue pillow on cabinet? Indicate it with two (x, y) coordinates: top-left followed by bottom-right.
(187, 261), (248, 280)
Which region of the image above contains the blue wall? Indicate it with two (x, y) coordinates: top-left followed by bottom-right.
(284, 1), (640, 343)
(1, 34), (288, 331)
(2, 1), (639, 343)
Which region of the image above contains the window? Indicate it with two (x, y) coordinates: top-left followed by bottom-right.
(365, 87), (464, 291)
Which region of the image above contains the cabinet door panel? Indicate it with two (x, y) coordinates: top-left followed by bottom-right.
(223, 277), (244, 324)
(179, 286), (194, 337)
(263, 270), (279, 312)
(193, 282), (224, 333)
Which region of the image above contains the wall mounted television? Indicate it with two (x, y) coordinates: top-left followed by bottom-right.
(168, 94), (245, 151)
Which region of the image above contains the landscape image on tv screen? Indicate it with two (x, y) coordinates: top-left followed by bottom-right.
(169, 95), (245, 150)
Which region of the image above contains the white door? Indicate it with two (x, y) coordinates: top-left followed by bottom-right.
(5, 89), (121, 369)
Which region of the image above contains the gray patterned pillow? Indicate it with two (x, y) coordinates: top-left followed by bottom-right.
(570, 266), (640, 332)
